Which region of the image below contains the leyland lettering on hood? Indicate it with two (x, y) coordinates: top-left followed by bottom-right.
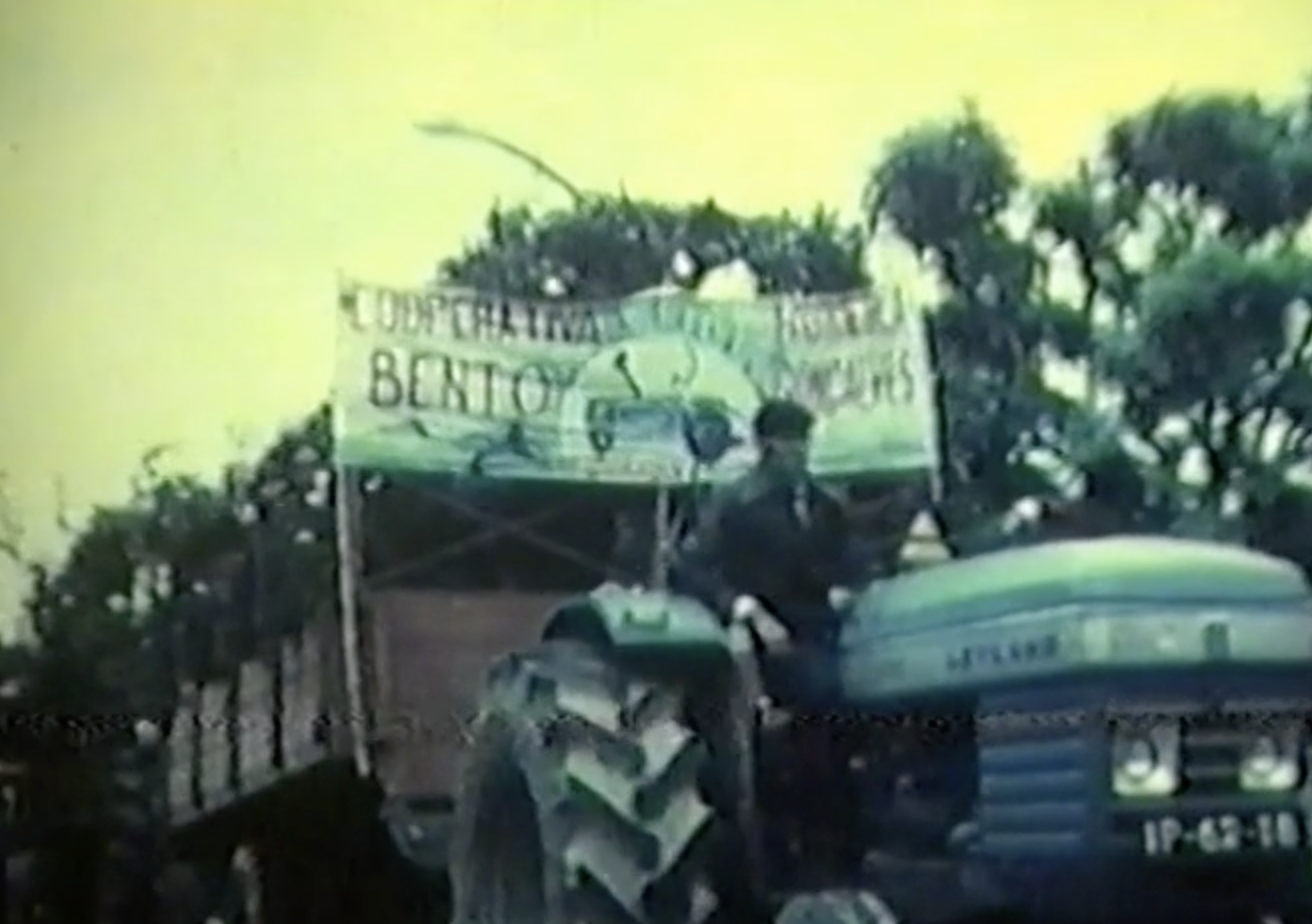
(945, 633), (1062, 672)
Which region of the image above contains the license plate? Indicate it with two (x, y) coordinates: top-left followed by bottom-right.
(1141, 811), (1307, 856)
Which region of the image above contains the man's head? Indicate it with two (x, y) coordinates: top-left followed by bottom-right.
(752, 398), (815, 480)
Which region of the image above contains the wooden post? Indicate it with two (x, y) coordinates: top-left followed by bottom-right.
(333, 465), (370, 776)
(649, 485), (672, 589)
(917, 306), (947, 508)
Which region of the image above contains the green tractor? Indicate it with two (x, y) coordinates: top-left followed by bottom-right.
(449, 535), (1312, 924)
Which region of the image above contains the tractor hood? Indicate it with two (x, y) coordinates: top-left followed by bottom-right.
(836, 535), (1312, 701)
(849, 535), (1307, 630)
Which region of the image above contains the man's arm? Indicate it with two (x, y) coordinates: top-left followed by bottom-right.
(814, 487), (875, 588)
(670, 486), (742, 615)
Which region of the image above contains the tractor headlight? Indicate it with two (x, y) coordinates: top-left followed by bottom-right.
(1239, 724), (1302, 792)
(1111, 721), (1180, 797)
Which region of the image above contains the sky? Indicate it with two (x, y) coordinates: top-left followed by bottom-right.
(0, 0), (1309, 634)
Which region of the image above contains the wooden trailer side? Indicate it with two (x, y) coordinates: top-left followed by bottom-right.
(161, 586), (557, 827)
(362, 589), (562, 801)
(165, 613), (345, 826)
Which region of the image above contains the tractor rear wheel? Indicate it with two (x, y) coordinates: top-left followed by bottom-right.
(450, 641), (721, 924)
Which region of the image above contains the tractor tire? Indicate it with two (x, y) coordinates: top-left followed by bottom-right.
(775, 891), (899, 924)
(450, 641), (720, 924)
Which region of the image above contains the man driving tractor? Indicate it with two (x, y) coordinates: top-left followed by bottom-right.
(672, 396), (869, 692)
(673, 396), (873, 877)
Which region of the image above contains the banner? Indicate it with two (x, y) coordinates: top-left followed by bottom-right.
(331, 281), (940, 484)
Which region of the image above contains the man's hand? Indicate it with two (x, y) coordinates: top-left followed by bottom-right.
(828, 586), (857, 612)
(731, 595), (793, 654)
(730, 593), (764, 624)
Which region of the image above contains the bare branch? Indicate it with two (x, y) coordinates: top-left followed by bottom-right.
(1189, 398), (1232, 498)
(1273, 423), (1312, 472)
(0, 537), (23, 566)
(1291, 305), (1312, 365)
(141, 443), (174, 480)
(1244, 302), (1312, 458)
(0, 472), (28, 567)
(130, 442), (176, 502)
(51, 476), (77, 537)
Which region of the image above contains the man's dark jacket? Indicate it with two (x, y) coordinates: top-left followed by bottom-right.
(671, 466), (868, 643)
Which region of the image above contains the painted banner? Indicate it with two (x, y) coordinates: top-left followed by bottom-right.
(331, 281), (940, 484)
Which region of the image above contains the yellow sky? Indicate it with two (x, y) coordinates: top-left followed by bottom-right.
(0, 0), (1308, 621)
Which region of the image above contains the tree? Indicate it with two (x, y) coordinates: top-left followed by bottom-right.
(1038, 86), (1312, 547)
(18, 456), (247, 708)
(863, 105), (1092, 547)
(442, 195), (866, 300)
(863, 83), (1312, 562)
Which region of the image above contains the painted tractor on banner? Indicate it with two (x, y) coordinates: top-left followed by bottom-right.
(449, 535), (1312, 924)
(572, 338), (756, 472)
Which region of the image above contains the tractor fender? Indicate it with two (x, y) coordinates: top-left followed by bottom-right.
(540, 584), (732, 661)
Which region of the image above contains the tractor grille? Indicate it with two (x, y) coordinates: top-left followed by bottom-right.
(1179, 713), (1245, 797)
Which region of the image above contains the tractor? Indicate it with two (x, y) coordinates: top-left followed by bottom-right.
(448, 534), (1312, 924)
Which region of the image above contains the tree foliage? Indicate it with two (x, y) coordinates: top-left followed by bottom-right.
(442, 196), (866, 299)
(865, 105), (1089, 538)
(1053, 87), (1312, 539)
(865, 88), (1312, 547)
